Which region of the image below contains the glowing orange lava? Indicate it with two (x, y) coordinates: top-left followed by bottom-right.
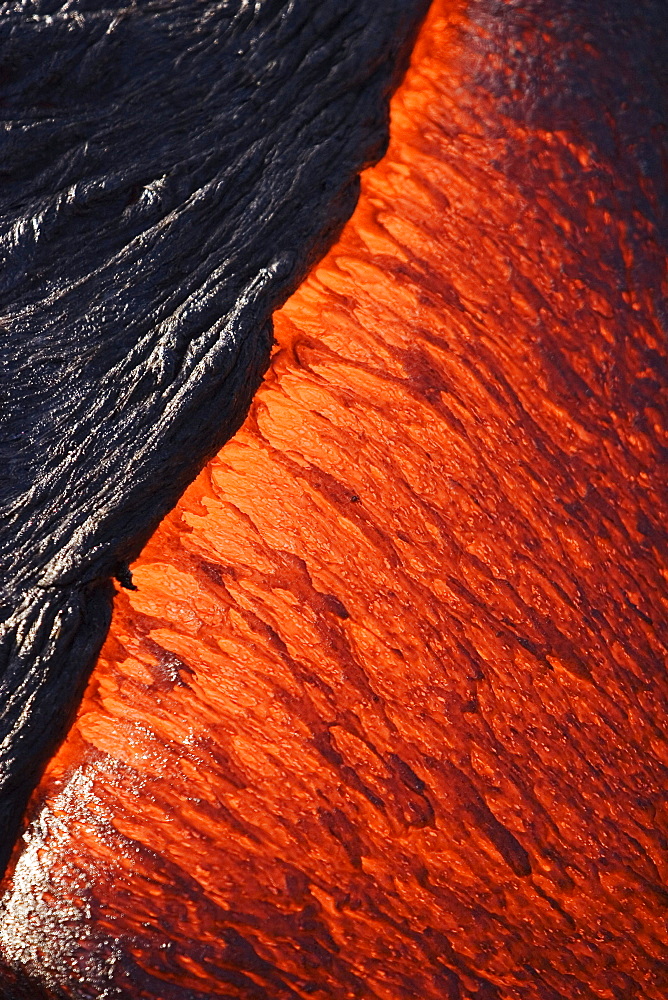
(2, 1), (667, 997)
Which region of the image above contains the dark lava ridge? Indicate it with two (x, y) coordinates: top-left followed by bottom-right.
(0, 0), (430, 877)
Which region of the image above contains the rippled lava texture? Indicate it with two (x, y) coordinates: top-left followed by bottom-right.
(2, 0), (668, 997)
(0, 0), (430, 876)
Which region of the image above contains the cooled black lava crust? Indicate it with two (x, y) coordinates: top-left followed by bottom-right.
(0, 0), (430, 876)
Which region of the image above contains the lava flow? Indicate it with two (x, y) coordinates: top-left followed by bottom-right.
(1, 0), (667, 997)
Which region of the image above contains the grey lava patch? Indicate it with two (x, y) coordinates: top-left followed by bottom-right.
(0, 0), (430, 877)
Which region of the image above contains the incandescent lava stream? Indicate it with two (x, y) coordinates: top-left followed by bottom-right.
(1, 0), (668, 998)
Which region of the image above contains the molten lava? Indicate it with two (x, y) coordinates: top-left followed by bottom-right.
(1, 0), (667, 997)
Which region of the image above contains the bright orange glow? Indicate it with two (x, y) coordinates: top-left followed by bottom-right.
(2, 2), (667, 997)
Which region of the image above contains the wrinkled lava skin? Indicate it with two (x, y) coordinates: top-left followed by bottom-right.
(0, 0), (430, 877)
(2, 0), (668, 997)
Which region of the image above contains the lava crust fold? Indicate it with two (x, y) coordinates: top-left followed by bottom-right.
(0, 0), (430, 874)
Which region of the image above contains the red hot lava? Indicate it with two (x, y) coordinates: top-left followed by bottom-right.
(1, 2), (667, 997)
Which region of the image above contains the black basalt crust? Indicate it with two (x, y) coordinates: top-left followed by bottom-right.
(0, 0), (430, 876)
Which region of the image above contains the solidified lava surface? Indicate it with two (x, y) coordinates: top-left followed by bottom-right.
(1, 0), (668, 997)
(0, 0), (429, 876)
